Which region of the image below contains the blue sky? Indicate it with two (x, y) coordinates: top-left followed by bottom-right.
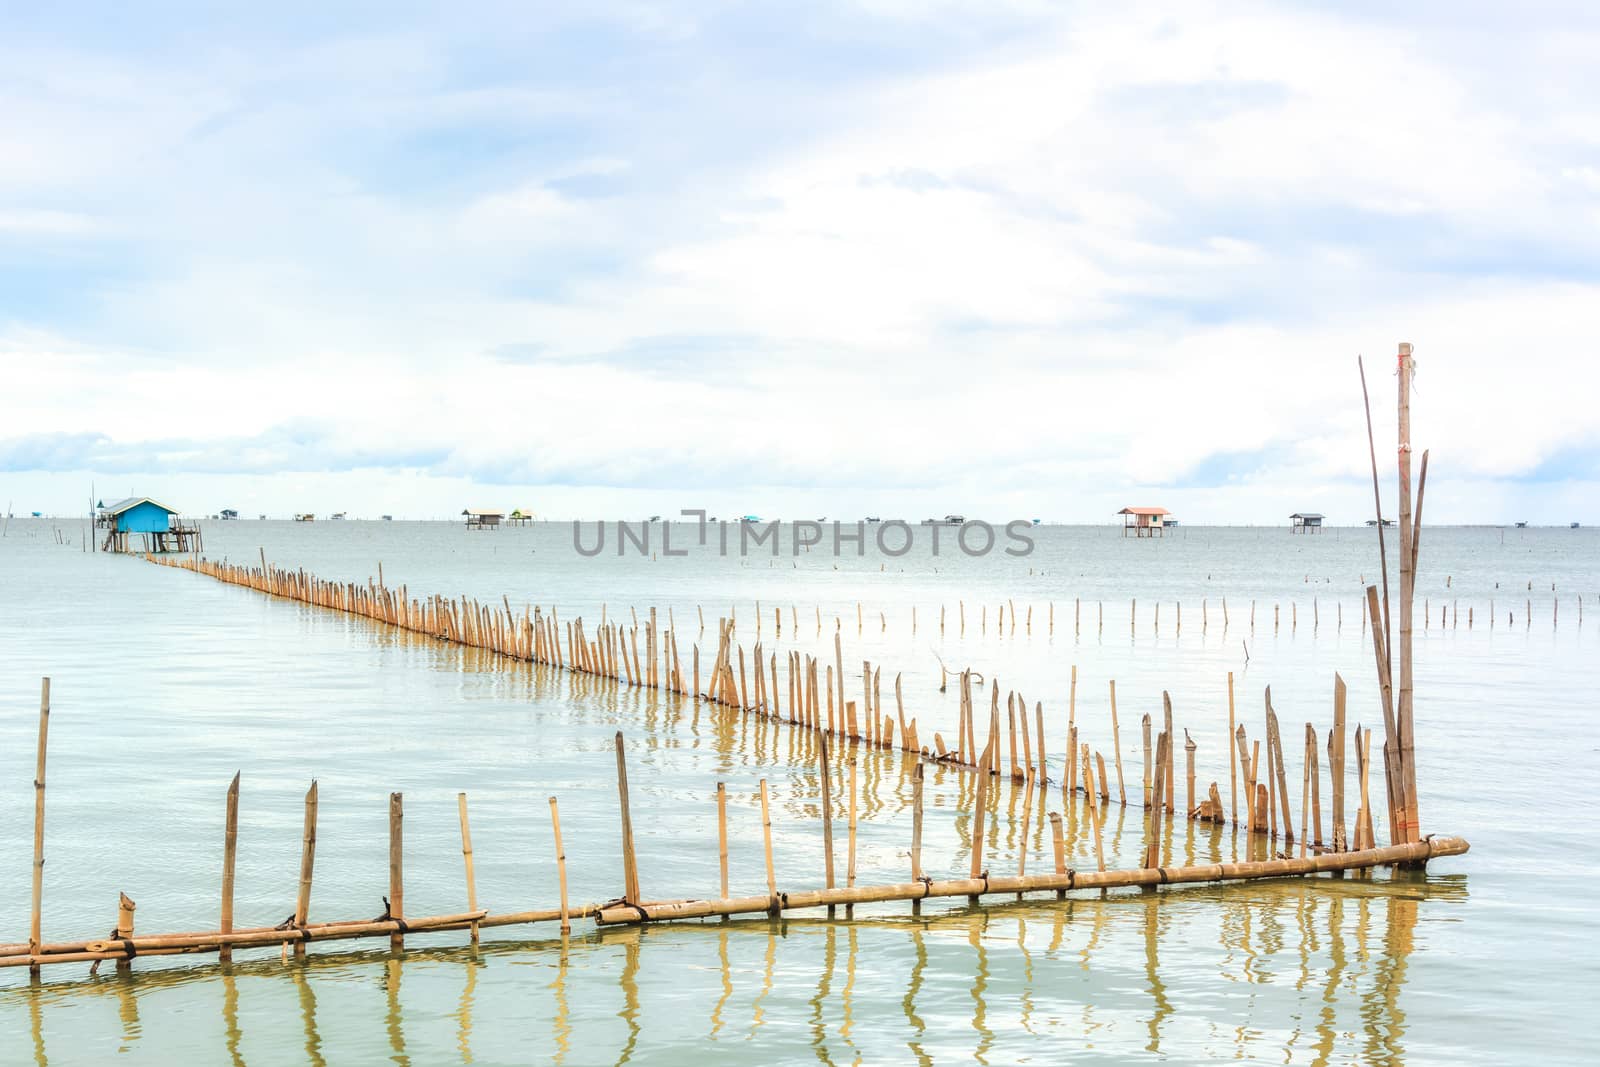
(3, 1), (1598, 521)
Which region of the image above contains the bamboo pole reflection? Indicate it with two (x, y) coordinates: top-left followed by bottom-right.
(455, 951), (479, 1064)
(969, 914), (994, 1064)
(711, 925), (731, 1038)
(114, 973), (141, 1054)
(1017, 916), (1038, 1036)
(840, 925), (862, 1058)
(808, 924), (836, 1064)
(749, 922), (775, 1039)
(1314, 894), (1347, 1067)
(1142, 895), (1171, 1053)
(29, 982), (46, 1066)
(384, 957), (408, 1067)
(903, 925), (931, 1066)
(617, 929), (641, 1065)
(291, 962), (327, 1067)
(222, 968), (244, 1067)
(551, 938), (572, 1064)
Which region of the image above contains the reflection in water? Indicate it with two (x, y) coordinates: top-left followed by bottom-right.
(712, 926), (731, 1038)
(1142, 895), (1172, 1053)
(969, 914), (994, 1064)
(29, 984), (45, 1067)
(455, 950), (479, 1064)
(808, 923), (835, 1065)
(903, 926), (930, 1066)
(750, 923), (775, 1039)
(222, 969), (244, 1067)
(0, 872), (1464, 1065)
(114, 974), (141, 1054)
(291, 962), (326, 1067)
(617, 929), (642, 1065)
(384, 957), (409, 1067)
(551, 939), (572, 1064)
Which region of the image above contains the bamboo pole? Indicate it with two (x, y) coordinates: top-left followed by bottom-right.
(220, 772), (240, 962)
(969, 739), (993, 902)
(820, 734), (836, 913)
(758, 780), (778, 916)
(847, 760), (859, 913)
(1396, 345), (1420, 846)
(549, 797), (571, 934)
(1330, 674), (1348, 852)
(1110, 680), (1126, 805)
(29, 677), (50, 975)
(1228, 671), (1238, 826)
(615, 733), (641, 904)
(389, 792), (404, 950)
(717, 783), (730, 901)
(911, 763), (925, 912)
(294, 781), (318, 958)
(1084, 747), (1106, 873)
(113, 893), (136, 974)
(458, 793), (479, 943)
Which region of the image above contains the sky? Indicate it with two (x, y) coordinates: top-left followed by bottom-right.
(2, 1), (1598, 522)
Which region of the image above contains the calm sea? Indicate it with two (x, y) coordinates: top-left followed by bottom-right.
(1, 519), (1595, 1064)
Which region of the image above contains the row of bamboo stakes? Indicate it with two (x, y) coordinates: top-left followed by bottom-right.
(142, 550), (1407, 855)
(6, 666), (1468, 979)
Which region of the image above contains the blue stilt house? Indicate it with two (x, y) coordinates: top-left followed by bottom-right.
(99, 497), (199, 552)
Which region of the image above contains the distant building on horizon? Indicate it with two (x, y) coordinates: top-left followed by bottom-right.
(1290, 512), (1325, 534)
(1118, 506), (1170, 538)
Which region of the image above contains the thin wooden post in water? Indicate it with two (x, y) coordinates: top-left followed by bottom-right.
(549, 797), (571, 934)
(820, 734), (836, 916)
(113, 893), (136, 974)
(389, 792), (404, 950)
(911, 764), (925, 914)
(717, 782), (730, 901)
(1330, 674), (1348, 852)
(29, 677), (50, 976)
(294, 781), (318, 958)
(220, 772), (240, 962)
(615, 733), (641, 905)
(458, 793), (479, 943)
(759, 780), (777, 916)
(1110, 680), (1127, 805)
(1228, 671), (1238, 826)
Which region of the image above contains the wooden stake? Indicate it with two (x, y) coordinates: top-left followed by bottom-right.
(718, 782), (730, 901)
(114, 893), (136, 974)
(220, 772), (239, 962)
(549, 797), (571, 933)
(29, 677), (49, 974)
(1228, 671), (1238, 826)
(1110, 680), (1127, 805)
(294, 781), (318, 958)
(759, 780), (777, 916)
(388, 792), (405, 949)
(458, 793), (479, 943)
(1330, 674), (1348, 852)
(615, 733), (641, 904)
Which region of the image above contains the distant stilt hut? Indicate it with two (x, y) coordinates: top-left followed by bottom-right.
(1118, 507), (1171, 538)
(98, 497), (200, 553)
(1290, 512), (1325, 534)
(464, 509), (505, 530)
(507, 508), (534, 527)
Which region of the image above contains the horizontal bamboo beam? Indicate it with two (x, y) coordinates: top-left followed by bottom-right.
(594, 836), (1468, 926)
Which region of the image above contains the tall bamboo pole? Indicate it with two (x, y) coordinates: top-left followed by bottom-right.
(29, 677), (50, 975)
(458, 793), (479, 943)
(615, 733), (641, 904)
(389, 793), (404, 950)
(759, 780), (777, 916)
(1395, 342), (1420, 844)
(549, 797), (571, 934)
(220, 772), (240, 962)
(717, 783), (730, 901)
(294, 781), (318, 958)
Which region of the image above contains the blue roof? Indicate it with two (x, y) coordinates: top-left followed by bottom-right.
(104, 496), (178, 517)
